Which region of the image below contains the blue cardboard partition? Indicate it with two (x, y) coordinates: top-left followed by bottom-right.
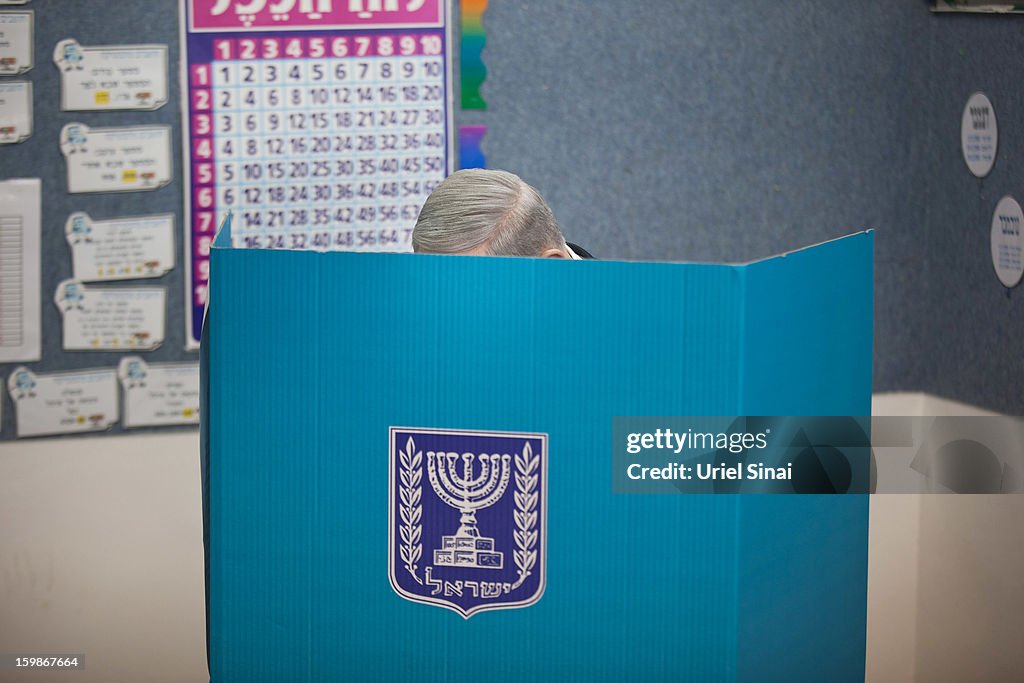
(202, 223), (873, 682)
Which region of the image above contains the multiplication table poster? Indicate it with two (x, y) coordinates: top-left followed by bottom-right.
(180, 1), (454, 348)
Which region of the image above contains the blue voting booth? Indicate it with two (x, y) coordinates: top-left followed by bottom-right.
(201, 222), (873, 682)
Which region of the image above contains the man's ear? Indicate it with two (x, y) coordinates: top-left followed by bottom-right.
(540, 247), (569, 259)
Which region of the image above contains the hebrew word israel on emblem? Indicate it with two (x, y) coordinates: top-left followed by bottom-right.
(389, 427), (547, 618)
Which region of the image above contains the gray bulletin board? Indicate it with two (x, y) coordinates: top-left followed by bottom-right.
(479, 0), (1023, 414)
(0, 0), (475, 440)
(0, 0), (189, 439)
(3, 0), (1021, 437)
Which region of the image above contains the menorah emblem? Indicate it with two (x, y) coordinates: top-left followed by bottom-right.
(426, 450), (512, 569)
(391, 427), (547, 617)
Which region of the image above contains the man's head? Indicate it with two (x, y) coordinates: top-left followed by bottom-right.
(412, 169), (570, 257)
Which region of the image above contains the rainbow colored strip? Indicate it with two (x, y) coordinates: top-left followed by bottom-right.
(458, 125), (487, 169)
(460, 0), (487, 110)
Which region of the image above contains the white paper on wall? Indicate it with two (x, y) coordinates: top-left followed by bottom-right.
(961, 92), (998, 178)
(7, 366), (119, 438)
(0, 11), (32, 75)
(54, 39), (168, 111)
(118, 357), (200, 428)
(0, 80), (31, 144)
(60, 123), (172, 194)
(55, 280), (166, 351)
(66, 212), (175, 281)
(0, 178), (40, 362)
(991, 196), (1024, 288)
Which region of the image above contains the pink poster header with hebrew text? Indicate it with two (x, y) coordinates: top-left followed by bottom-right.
(190, 0), (443, 32)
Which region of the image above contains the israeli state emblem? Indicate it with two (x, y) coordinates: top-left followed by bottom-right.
(389, 427), (547, 618)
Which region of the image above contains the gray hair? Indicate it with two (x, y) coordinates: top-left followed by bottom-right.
(412, 169), (566, 256)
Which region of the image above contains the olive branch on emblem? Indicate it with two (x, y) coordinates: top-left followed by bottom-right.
(398, 437), (423, 584)
(511, 441), (540, 591)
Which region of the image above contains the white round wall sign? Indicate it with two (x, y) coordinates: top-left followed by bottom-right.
(961, 92), (998, 178)
(991, 196), (1024, 288)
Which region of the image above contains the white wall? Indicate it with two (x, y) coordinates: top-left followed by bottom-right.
(2, 395), (1021, 682)
(867, 393), (1024, 683)
(0, 432), (208, 683)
